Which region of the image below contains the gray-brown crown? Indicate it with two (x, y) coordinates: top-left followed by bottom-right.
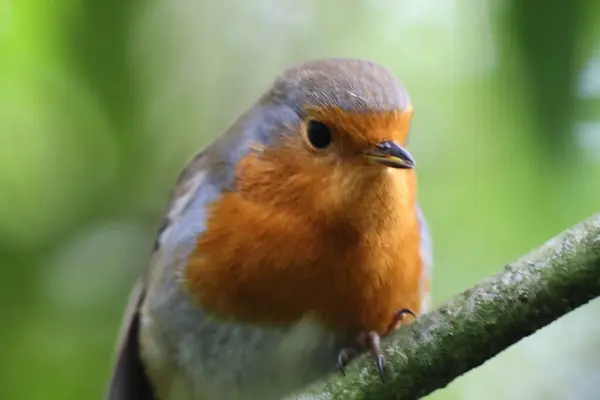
(264, 58), (411, 114)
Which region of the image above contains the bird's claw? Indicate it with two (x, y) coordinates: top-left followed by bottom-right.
(384, 308), (417, 335)
(337, 347), (357, 376)
(336, 307), (417, 382)
(375, 353), (385, 382)
(337, 331), (385, 381)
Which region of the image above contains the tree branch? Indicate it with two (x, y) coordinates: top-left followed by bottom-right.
(286, 214), (600, 400)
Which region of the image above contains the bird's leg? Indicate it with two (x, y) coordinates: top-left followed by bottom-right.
(337, 308), (417, 382)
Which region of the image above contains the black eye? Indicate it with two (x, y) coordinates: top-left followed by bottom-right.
(306, 120), (332, 149)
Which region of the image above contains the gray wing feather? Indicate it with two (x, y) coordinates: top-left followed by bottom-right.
(416, 204), (433, 312)
(416, 205), (433, 274)
(105, 280), (155, 400)
(105, 147), (223, 400)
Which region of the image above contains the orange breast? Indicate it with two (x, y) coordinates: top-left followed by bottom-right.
(184, 166), (424, 336)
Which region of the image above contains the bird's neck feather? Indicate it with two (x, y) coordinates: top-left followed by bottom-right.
(235, 147), (414, 229)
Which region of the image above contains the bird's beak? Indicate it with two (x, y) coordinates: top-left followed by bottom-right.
(363, 141), (416, 169)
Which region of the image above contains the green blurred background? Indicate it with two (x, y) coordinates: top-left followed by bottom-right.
(1, 0), (600, 398)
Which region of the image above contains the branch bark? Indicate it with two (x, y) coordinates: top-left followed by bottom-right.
(286, 213), (600, 400)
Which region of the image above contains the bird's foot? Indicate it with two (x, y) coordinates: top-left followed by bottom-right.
(384, 308), (417, 336)
(336, 308), (417, 382)
(337, 331), (385, 381)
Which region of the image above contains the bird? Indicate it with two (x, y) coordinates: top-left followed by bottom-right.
(106, 58), (432, 400)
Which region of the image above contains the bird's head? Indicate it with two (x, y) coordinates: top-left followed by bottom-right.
(229, 59), (417, 219)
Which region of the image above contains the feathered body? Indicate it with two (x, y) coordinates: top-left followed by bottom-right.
(107, 59), (432, 400)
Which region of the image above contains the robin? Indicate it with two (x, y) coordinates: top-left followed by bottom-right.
(107, 58), (432, 400)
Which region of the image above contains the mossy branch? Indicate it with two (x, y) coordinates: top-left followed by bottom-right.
(286, 214), (600, 400)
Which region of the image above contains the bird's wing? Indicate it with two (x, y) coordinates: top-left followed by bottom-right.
(105, 279), (155, 400)
(105, 104), (294, 398)
(416, 204), (433, 313)
(105, 141), (236, 400)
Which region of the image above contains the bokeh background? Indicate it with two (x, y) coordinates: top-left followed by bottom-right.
(1, 0), (600, 399)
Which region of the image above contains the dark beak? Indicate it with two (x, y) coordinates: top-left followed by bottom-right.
(363, 141), (416, 169)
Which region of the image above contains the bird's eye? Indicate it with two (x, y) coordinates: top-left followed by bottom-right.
(306, 120), (332, 149)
